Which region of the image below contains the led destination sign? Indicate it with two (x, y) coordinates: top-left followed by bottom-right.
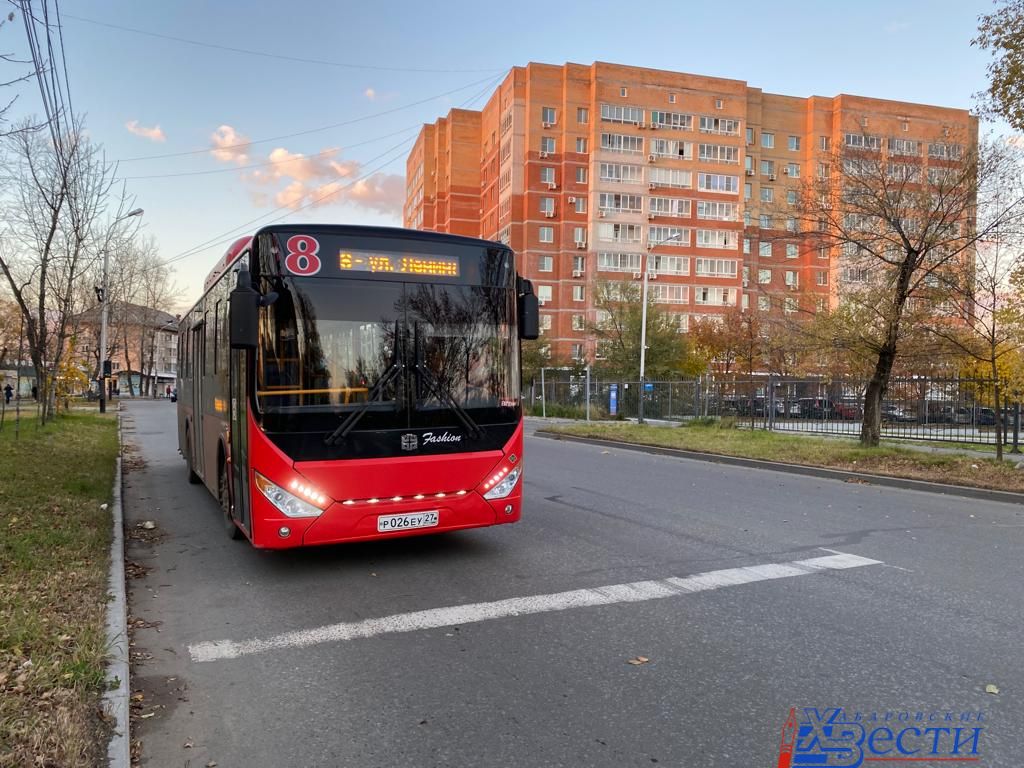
(339, 250), (460, 278)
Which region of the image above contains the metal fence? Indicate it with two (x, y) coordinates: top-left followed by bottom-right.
(526, 370), (1023, 448)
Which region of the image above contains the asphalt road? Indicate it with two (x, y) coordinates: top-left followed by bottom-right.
(121, 401), (1024, 768)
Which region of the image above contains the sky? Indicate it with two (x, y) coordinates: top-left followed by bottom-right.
(0, 0), (1005, 309)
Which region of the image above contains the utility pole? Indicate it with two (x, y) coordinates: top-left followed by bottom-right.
(638, 231), (682, 424)
(98, 208), (144, 413)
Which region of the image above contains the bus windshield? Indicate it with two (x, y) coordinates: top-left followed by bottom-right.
(256, 278), (520, 429)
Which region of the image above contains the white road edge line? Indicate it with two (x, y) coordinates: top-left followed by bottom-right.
(188, 551), (882, 663)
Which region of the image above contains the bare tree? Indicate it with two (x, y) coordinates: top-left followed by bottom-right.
(0, 118), (125, 420)
(926, 209), (1024, 458)
(0, 11), (35, 137)
(796, 128), (1024, 446)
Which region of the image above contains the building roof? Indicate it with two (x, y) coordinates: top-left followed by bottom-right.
(75, 302), (178, 330)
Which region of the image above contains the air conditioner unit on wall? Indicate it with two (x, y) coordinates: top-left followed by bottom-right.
(567, 196), (577, 203)
(598, 210), (606, 218)
(647, 213), (656, 220)
(544, 211), (556, 218)
(542, 121), (553, 128)
(547, 181), (557, 189)
(745, 169), (754, 176)
(633, 271), (642, 279)
(648, 154), (656, 163)
(769, 174), (777, 181)
(572, 269), (583, 277)
(539, 151), (549, 158)
(651, 123), (660, 130)
(649, 182), (657, 190)
(575, 241), (586, 249)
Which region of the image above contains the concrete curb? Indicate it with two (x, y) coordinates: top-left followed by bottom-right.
(103, 415), (130, 768)
(536, 430), (1024, 506)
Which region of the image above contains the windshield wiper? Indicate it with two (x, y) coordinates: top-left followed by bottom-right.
(413, 322), (483, 439)
(324, 323), (403, 446)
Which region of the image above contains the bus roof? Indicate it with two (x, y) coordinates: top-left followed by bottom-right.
(252, 224), (507, 252)
(187, 225), (510, 323)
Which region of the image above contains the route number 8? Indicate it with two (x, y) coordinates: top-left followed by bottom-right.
(284, 235), (322, 276)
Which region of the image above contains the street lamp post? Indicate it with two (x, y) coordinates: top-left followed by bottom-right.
(638, 231), (682, 424)
(98, 208), (144, 413)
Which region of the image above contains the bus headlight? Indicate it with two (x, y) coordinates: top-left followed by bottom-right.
(483, 466), (522, 500)
(254, 473), (325, 518)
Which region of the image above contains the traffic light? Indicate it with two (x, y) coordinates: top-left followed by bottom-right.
(102, 360), (111, 377)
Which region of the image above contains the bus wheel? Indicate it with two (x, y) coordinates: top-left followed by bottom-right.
(219, 460), (242, 540)
(185, 429), (200, 485)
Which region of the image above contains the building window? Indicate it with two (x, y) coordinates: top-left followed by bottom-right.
(571, 314), (585, 331)
(577, 107), (589, 124)
(785, 297), (798, 314)
(650, 110), (694, 130)
(540, 197), (555, 215)
(759, 241), (772, 258)
(540, 314), (552, 331)
(761, 187), (774, 203)
(785, 270), (799, 287)
(539, 226), (554, 243)
(696, 173), (739, 194)
(572, 285), (585, 301)
(743, 238), (751, 254)
(541, 136), (556, 154)
(744, 182), (751, 200)
(742, 293), (749, 311)
(537, 285), (552, 304)
(786, 162), (800, 178)
(620, 87), (628, 97)
(576, 137), (588, 153)
(786, 243), (798, 258)
(762, 132), (774, 149)
(761, 159), (775, 177)
(744, 210), (751, 226)
(759, 214), (772, 229)
(787, 189), (797, 205)
(573, 255), (585, 272)
(820, 136), (831, 151)
(788, 136), (801, 151)
(571, 343), (584, 360)
(758, 268), (771, 284)
(758, 295), (770, 311)
(696, 229), (736, 249)
(538, 255), (553, 272)
(542, 106), (556, 125)
(715, 99), (724, 109)
(540, 167), (555, 184)
(695, 258), (738, 277)
(575, 197), (587, 213)
(746, 127), (754, 145)
(818, 246), (829, 259)
(817, 162), (829, 179)
(573, 226), (586, 244)
(669, 93), (677, 104)
(698, 116), (740, 135)
(576, 167), (588, 184)
(816, 270), (828, 286)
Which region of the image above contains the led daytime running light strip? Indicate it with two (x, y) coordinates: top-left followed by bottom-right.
(341, 490), (469, 506)
(289, 479), (328, 507)
(482, 466), (510, 490)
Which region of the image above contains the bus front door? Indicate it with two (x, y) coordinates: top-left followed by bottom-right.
(229, 348), (250, 532)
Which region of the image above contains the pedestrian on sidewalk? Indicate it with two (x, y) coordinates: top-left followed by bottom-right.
(3, 383), (11, 405)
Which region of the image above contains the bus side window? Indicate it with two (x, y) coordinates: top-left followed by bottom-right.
(213, 301), (220, 374)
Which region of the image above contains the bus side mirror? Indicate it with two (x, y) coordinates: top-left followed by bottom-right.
(230, 267), (259, 350)
(517, 277), (539, 340)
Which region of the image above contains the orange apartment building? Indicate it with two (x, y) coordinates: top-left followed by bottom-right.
(404, 62), (976, 361)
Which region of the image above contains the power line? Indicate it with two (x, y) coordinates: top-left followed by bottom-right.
(118, 124), (422, 180)
(154, 69), (507, 272)
(157, 135), (415, 268)
(63, 13), (504, 75)
(114, 71), (505, 163)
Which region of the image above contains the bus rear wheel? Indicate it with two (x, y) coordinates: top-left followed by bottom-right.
(219, 460), (242, 540)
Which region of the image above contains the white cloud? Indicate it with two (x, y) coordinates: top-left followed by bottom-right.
(210, 124), (251, 165)
(364, 87), (376, 101)
(883, 21), (909, 34)
(216, 127), (404, 216)
(125, 120), (166, 143)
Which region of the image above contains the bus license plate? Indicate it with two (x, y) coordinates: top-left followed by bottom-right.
(377, 511), (439, 533)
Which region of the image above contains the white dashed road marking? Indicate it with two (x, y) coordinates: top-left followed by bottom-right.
(188, 550), (881, 663)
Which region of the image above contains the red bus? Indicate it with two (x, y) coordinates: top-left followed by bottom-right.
(177, 225), (538, 549)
